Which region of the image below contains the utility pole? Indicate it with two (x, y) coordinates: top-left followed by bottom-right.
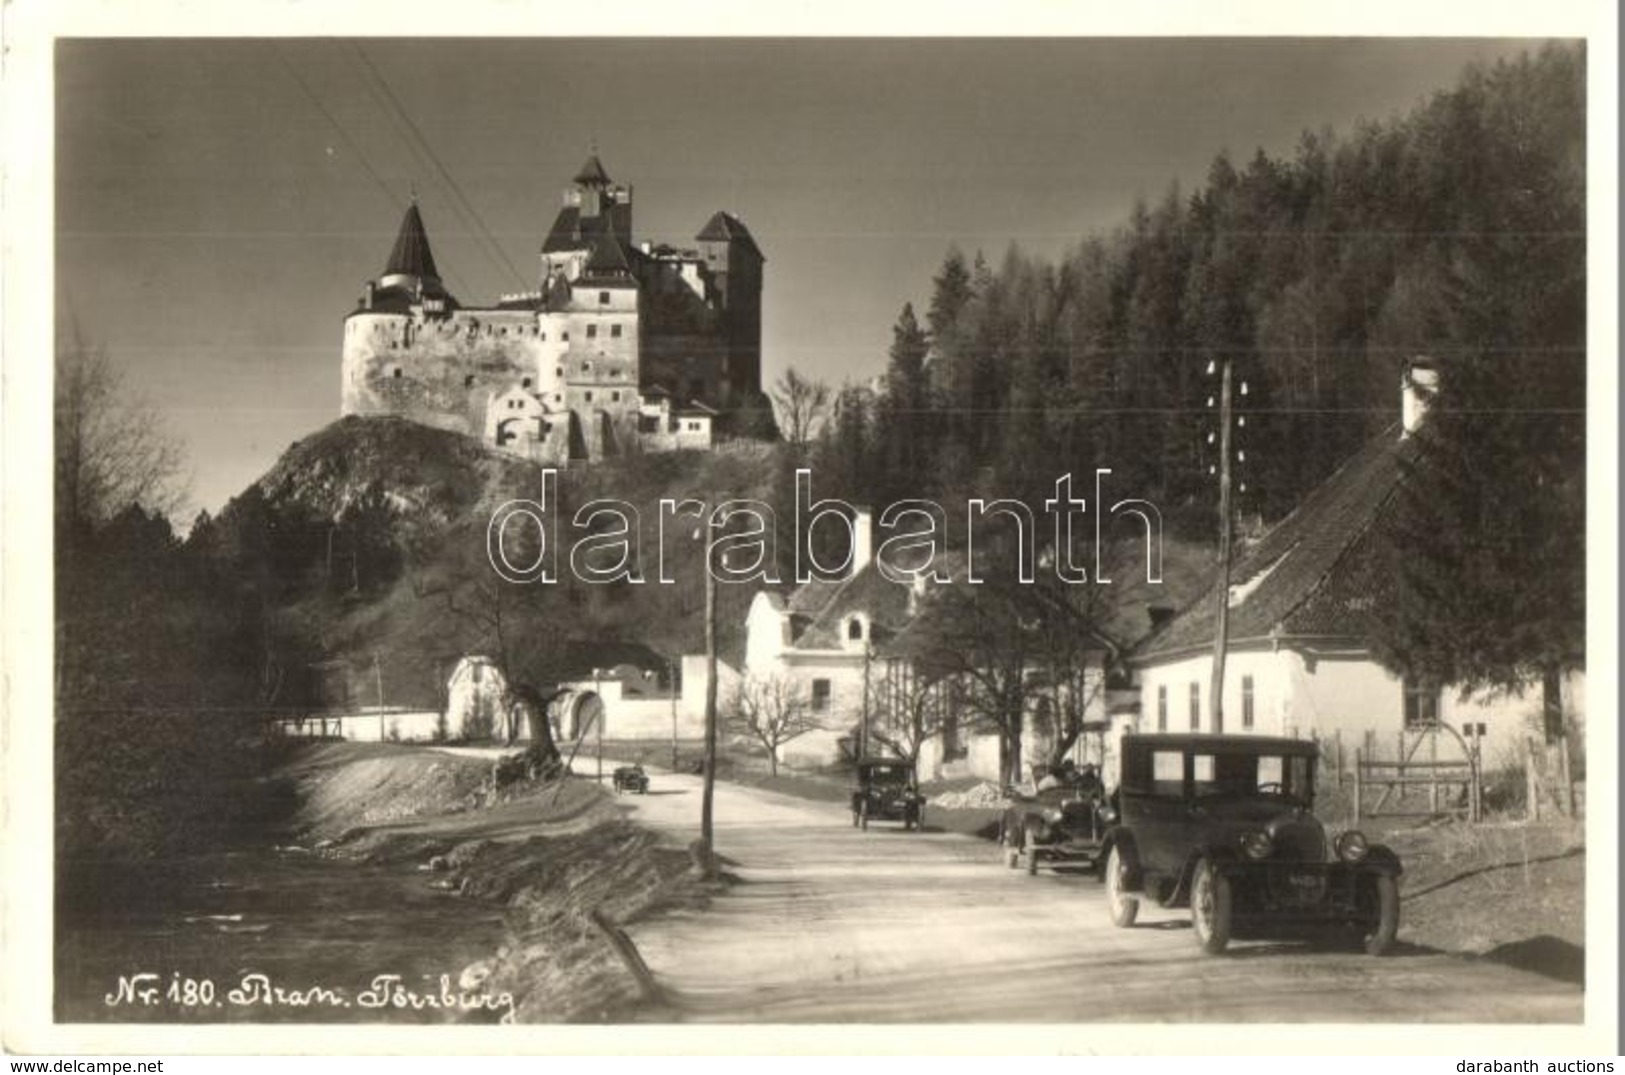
(700, 535), (719, 874)
(860, 641), (872, 759)
(669, 656), (679, 772)
(593, 668), (605, 784)
(374, 652), (385, 740)
(1209, 358), (1234, 735)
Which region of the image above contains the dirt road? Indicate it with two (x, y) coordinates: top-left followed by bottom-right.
(613, 768), (1582, 1023)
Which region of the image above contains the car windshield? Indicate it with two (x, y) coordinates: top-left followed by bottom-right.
(1191, 752), (1312, 804)
(865, 765), (908, 782)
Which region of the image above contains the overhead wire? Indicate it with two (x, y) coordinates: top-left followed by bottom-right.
(349, 42), (530, 295)
(274, 44), (478, 299)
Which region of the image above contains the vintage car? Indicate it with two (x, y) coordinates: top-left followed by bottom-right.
(1102, 733), (1401, 955)
(612, 764), (650, 795)
(999, 762), (1113, 875)
(850, 758), (926, 831)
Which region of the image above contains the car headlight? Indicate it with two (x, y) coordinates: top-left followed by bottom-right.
(1240, 831), (1273, 860)
(1335, 830), (1369, 863)
(1041, 807), (1063, 823)
(1097, 804), (1117, 824)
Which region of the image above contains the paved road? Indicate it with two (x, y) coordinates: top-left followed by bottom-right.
(612, 768), (1582, 1023)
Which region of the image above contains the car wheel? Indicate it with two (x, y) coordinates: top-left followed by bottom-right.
(1105, 846), (1138, 927)
(1191, 858), (1233, 955)
(1023, 821), (1041, 876)
(1363, 874), (1400, 956)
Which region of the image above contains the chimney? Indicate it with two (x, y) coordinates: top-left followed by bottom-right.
(1402, 360), (1439, 438)
(1147, 605), (1176, 632)
(850, 507), (874, 579)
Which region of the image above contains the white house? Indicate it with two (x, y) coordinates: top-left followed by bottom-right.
(743, 510), (1115, 780)
(1128, 364), (1583, 771)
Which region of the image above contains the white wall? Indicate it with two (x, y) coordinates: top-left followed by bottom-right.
(1135, 646), (1585, 767)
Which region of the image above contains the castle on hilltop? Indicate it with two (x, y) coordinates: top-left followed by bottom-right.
(341, 155), (764, 462)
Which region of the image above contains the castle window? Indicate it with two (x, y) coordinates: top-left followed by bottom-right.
(464, 375), (476, 387)
(522, 377), (532, 388)
(599, 291), (610, 305)
(555, 368), (563, 378)
(611, 391), (621, 402)
(811, 679), (831, 712)
(582, 361), (592, 373)
(586, 323), (598, 339)
(392, 367), (403, 378)
(847, 618), (863, 641)
(539, 332), (547, 341)
(561, 332), (569, 341)
(611, 324), (622, 338)
(585, 391), (594, 402)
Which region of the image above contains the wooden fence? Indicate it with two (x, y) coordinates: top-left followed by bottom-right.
(1332, 724), (1484, 823)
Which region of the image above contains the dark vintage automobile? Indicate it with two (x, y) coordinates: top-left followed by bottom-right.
(850, 758), (926, 831)
(612, 764), (650, 795)
(1102, 733), (1401, 955)
(999, 762), (1113, 875)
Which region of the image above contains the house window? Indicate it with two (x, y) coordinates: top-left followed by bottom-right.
(811, 679), (831, 712)
(561, 332), (570, 341)
(522, 377), (532, 388)
(611, 391), (621, 402)
(585, 391), (594, 402)
(1403, 677), (1440, 729)
(587, 324), (598, 339)
(1188, 682), (1200, 731)
(847, 618), (863, 641)
(611, 324), (623, 338)
(464, 374), (476, 387)
(1241, 675), (1255, 730)
(555, 367), (563, 378)
(392, 367), (402, 378)
(1157, 686), (1168, 732)
(599, 291), (610, 305)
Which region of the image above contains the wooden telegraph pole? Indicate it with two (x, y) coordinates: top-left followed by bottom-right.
(699, 525), (720, 876)
(1208, 358), (1235, 735)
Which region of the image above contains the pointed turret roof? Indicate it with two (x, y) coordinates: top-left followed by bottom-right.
(384, 201), (442, 283)
(583, 218), (633, 278)
(696, 210), (764, 261)
(574, 154), (612, 187)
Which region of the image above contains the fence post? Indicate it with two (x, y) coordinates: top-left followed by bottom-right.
(1353, 748), (1362, 823)
(1334, 730), (1344, 790)
(1524, 737), (1540, 822)
(1429, 728), (1439, 816)
(1557, 732), (1575, 818)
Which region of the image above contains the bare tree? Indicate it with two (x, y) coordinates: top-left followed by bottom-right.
(770, 366), (832, 446)
(725, 674), (822, 776)
(869, 657), (951, 767)
(55, 342), (188, 534)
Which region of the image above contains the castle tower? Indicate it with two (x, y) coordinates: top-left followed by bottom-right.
(542, 154), (635, 286)
(341, 202), (459, 419)
(372, 200), (454, 307)
(696, 211), (765, 399)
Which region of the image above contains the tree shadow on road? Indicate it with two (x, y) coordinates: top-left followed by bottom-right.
(1402, 847), (1583, 900)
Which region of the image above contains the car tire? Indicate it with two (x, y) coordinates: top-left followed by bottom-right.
(1106, 845), (1138, 928)
(1023, 821), (1041, 876)
(1191, 858), (1233, 955)
(1363, 873), (1400, 956)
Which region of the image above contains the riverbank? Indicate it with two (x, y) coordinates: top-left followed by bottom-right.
(56, 742), (721, 1023)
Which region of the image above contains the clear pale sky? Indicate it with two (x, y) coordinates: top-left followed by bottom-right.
(55, 37), (1542, 514)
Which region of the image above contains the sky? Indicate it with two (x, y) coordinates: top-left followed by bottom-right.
(55, 37), (1546, 514)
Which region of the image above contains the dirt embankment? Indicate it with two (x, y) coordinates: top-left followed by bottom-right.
(277, 743), (717, 1022)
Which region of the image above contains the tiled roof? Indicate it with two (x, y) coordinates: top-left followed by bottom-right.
(384, 203), (442, 282)
(574, 154), (612, 186)
(542, 201), (635, 255)
(696, 211), (764, 261)
(583, 220), (633, 278)
(782, 562), (913, 650)
(1132, 424), (1410, 663)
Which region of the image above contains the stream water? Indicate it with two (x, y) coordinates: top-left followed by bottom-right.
(55, 846), (515, 1024)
